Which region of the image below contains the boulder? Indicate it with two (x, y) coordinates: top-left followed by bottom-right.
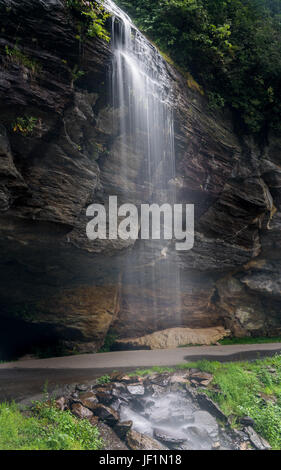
(113, 327), (230, 350)
(196, 393), (229, 424)
(55, 396), (67, 411)
(246, 426), (271, 450)
(114, 421), (133, 440)
(153, 428), (187, 445)
(126, 429), (167, 450)
(92, 404), (119, 426)
(79, 391), (99, 410)
(127, 385), (145, 396)
(189, 371), (213, 386)
(71, 403), (93, 420)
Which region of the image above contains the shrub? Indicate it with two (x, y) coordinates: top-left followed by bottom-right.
(66, 0), (110, 43)
(12, 116), (38, 136)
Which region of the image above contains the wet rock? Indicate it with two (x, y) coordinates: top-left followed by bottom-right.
(188, 410), (219, 441)
(114, 421), (133, 440)
(76, 384), (89, 393)
(170, 373), (189, 385)
(188, 371), (213, 385)
(150, 374), (171, 387)
(92, 404), (119, 426)
(127, 385), (145, 396)
(98, 422), (129, 450)
(95, 387), (114, 406)
(127, 429), (167, 450)
(131, 399), (146, 413)
(120, 406), (154, 436)
(148, 384), (166, 397)
(240, 416), (256, 427)
(245, 426), (271, 450)
(89, 416), (99, 426)
(79, 391), (99, 410)
(118, 375), (138, 384)
(55, 396), (67, 411)
(212, 441), (221, 450)
(196, 393), (229, 424)
(71, 403), (93, 420)
(153, 428), (187, 445)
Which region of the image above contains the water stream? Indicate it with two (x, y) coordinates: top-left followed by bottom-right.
(104, 0), (182, 323)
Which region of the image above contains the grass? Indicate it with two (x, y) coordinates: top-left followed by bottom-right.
(129, 355), (281, 450)
(0, 401), (103, 450)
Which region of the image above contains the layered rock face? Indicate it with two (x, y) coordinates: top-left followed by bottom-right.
(0, 0), (280, 356)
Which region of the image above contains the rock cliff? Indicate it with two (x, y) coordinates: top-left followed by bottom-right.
(0, 0), (280, 356)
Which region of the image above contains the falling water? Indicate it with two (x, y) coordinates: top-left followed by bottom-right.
(104, 0), (182, 326)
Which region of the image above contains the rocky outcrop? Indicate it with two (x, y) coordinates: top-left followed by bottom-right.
(113, 326), (230, 350)
(0, 0), (280, 356)
(51, 372), (268, 450)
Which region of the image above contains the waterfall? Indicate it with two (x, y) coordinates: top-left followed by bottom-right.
(104, 0), (182, 328)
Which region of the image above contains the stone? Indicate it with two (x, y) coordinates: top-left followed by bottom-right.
(114, 327), (230, 350)
(55, 396), (66, 411)
(79, 391), (99, 410)
(170, 374), (189, 385)
(126, 429), (167, 451)
(240, 416), (256, 427)
(245, 426), (271, 450)
(71, 403), (93, 420)
(189, 371), (213, 385)
(114, 421), (133, 440)
(127, 385), (145, 396)
(76, 384), (89, 393)
(212, 441), (221, 449)
(196, 393), (229, 424)
(89, 416), (99, 426)
(92, 404), (119, 426)
(153, 428), (187, 445)
(191, 410), (219, 441)
(94, 387), (114, 406)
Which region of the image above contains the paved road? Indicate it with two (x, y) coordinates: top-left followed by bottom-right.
(0, 343), (280, 403)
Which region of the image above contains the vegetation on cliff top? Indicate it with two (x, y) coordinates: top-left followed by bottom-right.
(66, 0), (111, 43)
(116, 0), (281, 135)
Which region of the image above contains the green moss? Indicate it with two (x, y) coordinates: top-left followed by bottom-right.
(5, 45), (41, 74)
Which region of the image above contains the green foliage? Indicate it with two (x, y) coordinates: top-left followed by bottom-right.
(12, 116), (38, 136)
(117, 0), (281, 134)
(96, 374), (111, 385)
(207, 91), (225, 110)
(0, 401), (103, 450)
(5, 45), (41, 74)
(66, 0), (110, 43)
(98, 329), (119, 353)
(71, 64), (85, 83)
